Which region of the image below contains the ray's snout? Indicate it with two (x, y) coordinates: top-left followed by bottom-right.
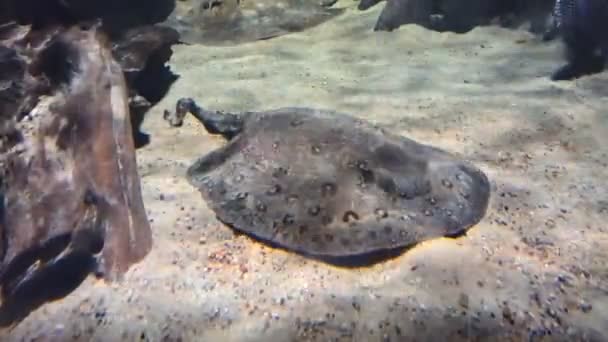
(164, 97), (196, 127)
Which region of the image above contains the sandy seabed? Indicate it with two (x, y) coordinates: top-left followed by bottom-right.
(3, 1), (608, 341)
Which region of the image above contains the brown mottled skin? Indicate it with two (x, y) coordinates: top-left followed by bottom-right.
(165, 98), (491, 261)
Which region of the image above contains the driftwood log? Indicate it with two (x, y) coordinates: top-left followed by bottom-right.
(0, 0), (180, 148)
(0, 21), (156, 327)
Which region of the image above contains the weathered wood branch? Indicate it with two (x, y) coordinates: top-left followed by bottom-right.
(0, 22), (153, 327)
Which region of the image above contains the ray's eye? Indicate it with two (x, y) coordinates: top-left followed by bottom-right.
(342, 210), (359, 223)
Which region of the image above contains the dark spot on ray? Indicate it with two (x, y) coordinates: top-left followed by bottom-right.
(236, 192), (248, 200)
(266, 184), (282, 195)
(340, 238), (351, 247)
(375, 208), (388, 219)
(442, 179), (453, 189)
(283, 214), (295, 225)
(342, 211), (359, 223)
(384, 226), (393, 234)
(460, 191), (470, 199)
(311, 145), (321, 154)
(272, 167), (288, 178)
(321, 182), (337, 197)
(291, 119), (304, 127)
(255, 201), (267, 212)
(368, 231), (378, 240)
(399, 191), (415, 200)
(308, 205), (320, 216)
(298, 225), (308, 234)
(324, 234), (334, 242)
(400, 214), (412, 221)
(357, 160), (375, 184)
(311, 235), (321, 244)
(321, 215), (333, 225)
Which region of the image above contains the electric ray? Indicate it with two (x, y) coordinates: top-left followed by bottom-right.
(165, 98), (491, 260)
(162, 0), (343, 45)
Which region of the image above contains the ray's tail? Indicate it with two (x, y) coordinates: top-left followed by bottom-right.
(164, 97), (244, 139)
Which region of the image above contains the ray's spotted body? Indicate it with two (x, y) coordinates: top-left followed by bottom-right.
(166, 98), (491, 262)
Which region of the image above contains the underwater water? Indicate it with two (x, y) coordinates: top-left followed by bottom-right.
(1, 0), (608, 341)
